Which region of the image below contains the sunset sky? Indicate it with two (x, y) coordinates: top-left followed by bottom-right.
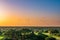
(0, 0), (60, 26)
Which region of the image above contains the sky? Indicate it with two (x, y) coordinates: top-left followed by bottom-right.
(0, 0), (60, 26)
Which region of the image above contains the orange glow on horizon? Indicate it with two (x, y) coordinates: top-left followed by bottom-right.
(0, 15), (60, 26)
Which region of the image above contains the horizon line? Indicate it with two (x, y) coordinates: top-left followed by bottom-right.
(0, 25), (60, 27)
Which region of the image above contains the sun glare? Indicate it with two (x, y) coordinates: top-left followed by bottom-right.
(0, 9), (7, 21)
(0, 13), (5, 21)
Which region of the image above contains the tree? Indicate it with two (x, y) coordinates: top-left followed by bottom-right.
(49, 29), (59, 34)
(36, 33), (48, 40)
(20, 28), (32, 40)
(4, 29), (18, 40)
(0, 30), (2, 35)
(45, 37), (56, 40)
(29, 31), (37, 40)
(44, 30), (48, 33)
(15, 30), (22, 40)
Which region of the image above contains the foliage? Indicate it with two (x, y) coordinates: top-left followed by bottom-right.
(44, 30), (49, 33)
(45, 37), (56, 40)
(0, 28), (59, 40)
(49, 29), (59, 34)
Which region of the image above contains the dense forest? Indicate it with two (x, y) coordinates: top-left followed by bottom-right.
(0, 27), (60, 40)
